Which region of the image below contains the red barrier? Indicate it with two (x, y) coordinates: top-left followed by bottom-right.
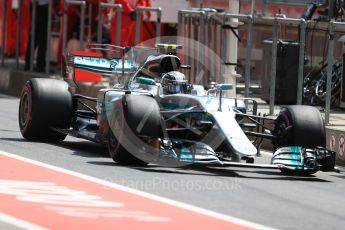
(0, 0), (30, 57)
(110, 0), (154, 47)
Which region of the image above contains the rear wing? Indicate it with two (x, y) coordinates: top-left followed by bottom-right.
(63, 43), (184, 83)
(64, 44), (136, 83)
(73, 55), (135, 73)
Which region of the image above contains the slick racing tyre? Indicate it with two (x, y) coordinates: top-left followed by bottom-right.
(108, 94), (162, 166)
(19, 78), (72, 142)
(273, 106), (326, 175)
(273, 105), (325, 149)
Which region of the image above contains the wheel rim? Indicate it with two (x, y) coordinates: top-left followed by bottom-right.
(273, 111), (292, 148)
(19, 91), (31, 128)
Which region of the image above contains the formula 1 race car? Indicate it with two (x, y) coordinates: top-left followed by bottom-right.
(18, 44), (335, 175)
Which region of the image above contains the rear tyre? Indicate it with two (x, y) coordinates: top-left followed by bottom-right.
(108, 94), (162, 166)
(18, 78), (72, 142)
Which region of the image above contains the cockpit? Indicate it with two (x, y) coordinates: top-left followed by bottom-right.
(128, 53), (189, 95)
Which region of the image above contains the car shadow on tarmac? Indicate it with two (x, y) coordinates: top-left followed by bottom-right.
(1, 137), (30, 142)
(12, 138), (329, 182)
(59, 141), (109, 158)
(187, 166), (331, 182)
(330, 174), (345, 180)
(1, 137), (110, 158)
(87, 161), (331, 182)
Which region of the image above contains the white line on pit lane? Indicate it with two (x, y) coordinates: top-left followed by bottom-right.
(0, 213), (47, 230)
(0, 150), (276, 230)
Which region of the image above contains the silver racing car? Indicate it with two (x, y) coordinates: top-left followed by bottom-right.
(18, 44), (335, 175)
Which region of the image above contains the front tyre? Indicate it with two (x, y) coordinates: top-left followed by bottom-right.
(108, 129), (148, 166)
(272, 106), (326, 175)
(273, 105), (325, 149)
(19, 78), (72, 142)
(108, 94), (162, 166)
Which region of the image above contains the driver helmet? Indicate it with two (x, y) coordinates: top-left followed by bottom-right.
(161, 71), (188, 94)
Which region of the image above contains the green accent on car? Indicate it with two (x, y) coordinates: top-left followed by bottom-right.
(136, 77), (156, 86)
(161, 102), (195, 110)
(216, 83), (233, 91)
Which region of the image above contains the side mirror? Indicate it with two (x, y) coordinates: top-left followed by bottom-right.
(136, 77), (156, 86)
(216, 83), (233, 90)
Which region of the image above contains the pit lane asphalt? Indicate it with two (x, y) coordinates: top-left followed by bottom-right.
(1, 93), (345, 230)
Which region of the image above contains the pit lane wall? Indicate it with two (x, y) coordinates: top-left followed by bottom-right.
(326, 128), (345, 166)
(0, 68), (104, 98)
(0, 68), (39, 96)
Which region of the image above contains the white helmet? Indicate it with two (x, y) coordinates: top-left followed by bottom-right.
(161, 71), (189, 94)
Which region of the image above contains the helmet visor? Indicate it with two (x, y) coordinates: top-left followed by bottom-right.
(167, 82), (187, 94)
